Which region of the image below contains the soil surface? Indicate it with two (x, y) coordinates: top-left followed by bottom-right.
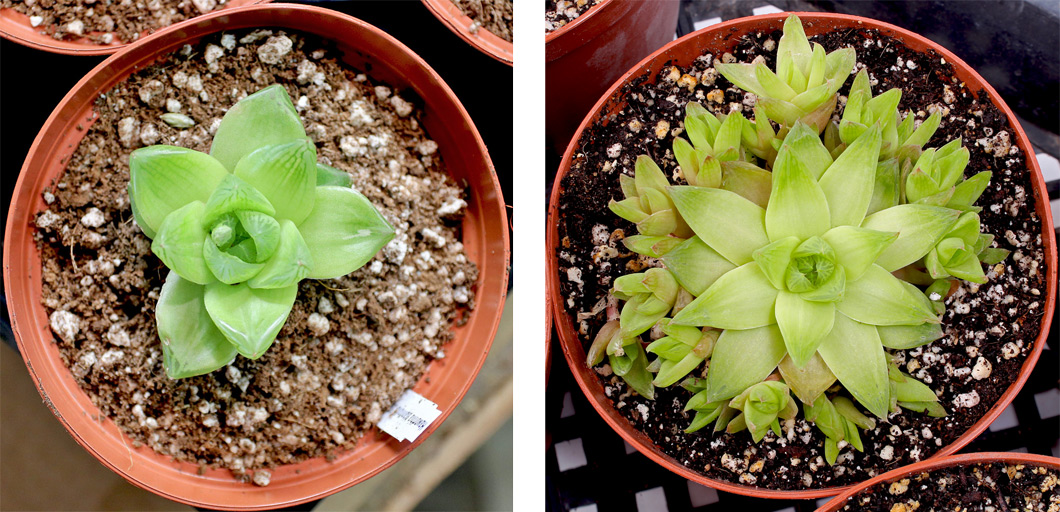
(34, 29), (477, 484)
(451, 0), (512, 43)
(555, 27), (1049, 491)
(838, 461), (1060, 511)
(544, 0), (600, 34)
(1, 0), (228, 45)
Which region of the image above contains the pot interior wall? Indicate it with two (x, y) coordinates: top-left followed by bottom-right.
(4, 5), (507, 510)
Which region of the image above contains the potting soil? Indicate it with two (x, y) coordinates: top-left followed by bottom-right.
(33, 29), (478, 484)
(555, 27), (1049, 490)
(451, 0), (512, 43)
(1, 0), (225, 45)
(544, 0), (600, 34)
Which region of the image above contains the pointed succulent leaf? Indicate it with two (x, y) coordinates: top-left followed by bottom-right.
(948, 211), (982, 246)
(210, 84), (307, 171)
(824, 47), (855, 94)
(202, 174), (276, 228)
(685, 407), (724, 433)
(671, 263), (778, 329)
(234, 139), (317, 225)
(791, 79), (834, 112)
(892, 370), (939, 403)
(315, 162), (353, 188)
(865, 89), (902, 124)
(609, 198), (649, 223)
(635, 155), (670, 195)
(203, 281), (298, 359)
(867, 158), (900, 216)
(713, 111), (745, 159)
(899, 401), (947, 417)
(979, 247), (1009, 265)
(694, 154), (724, 189)
(715, 63), (763, 97)
(775, 291), (835, 366)
(833, 396), (876, 430)
(752, 236), (801, 290)
(944, 252), (987, 283)
(837, 264), (939, 326)
(849, 68), (871, 100)
(806, 43), (827, 87)
(235, 210), (281, 263)
(818, 123), (882, 227)
(904, 111), (942, 150)
(203, 238), (265, 284)
(612, 342), (655, 399)
(653, 350), (707, 387)
(623, 235), (682, 258)
(780, 121), (833, 179)
(861, 204), (961, 271)
(778, 353), (836, 404)
(949, 171), (992, 209)
(905, 167), (941, 204)
(669, 186), (768, 265)
(637, 209), (678, 236)
(587, 320), (620, 367)
(754, 61), (796, 101)
(247, 220), (313, 289)
(798, 265), (846, 303)
(759, 97), (804, 128)
(935, 146), (970, 189)
(646, 337), (691, 360)
(704, 325), (786, 402)
(151, 201), (215, 285)
(720, 161), (772, 208)
(816, 313), (890, 418)
(614, 273), (651, 295)
(661, 236), (736, 296)
(128, 145), (230, 239)
(820, 225), (898, 281)
(766, 146), (831, 241)
(297, 186), (395, 279)
(156, 271), (238, 379)
(878, 322), (945, 350)
(619, 174), (638, 199)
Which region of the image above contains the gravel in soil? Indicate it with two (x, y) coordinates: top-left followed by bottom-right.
(451, 0), (512, 43)
(555, 27), (1048, 490)
(544, 0), (601, 34)
(839, 462), (1060, 511)
(34, 29), (477, 485)
(1, 0), (226, 45)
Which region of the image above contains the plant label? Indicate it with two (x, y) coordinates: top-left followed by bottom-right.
(378, 390), (442, 442)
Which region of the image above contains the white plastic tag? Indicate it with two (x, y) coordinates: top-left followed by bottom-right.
(378, 390), (442, 442)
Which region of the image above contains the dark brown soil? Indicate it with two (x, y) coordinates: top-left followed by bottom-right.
(555, 28), (1049, 490)
(452, 0), (512, 43)
(0, 0), (225, 45)
(838, 461), (1060, 511)
(34, 29), (477, 485)
(544, 0), (600, 34)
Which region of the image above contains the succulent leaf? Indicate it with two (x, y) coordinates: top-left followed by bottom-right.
(816, 313), (890, 418)
(820, 225), (898, 281)
(704, 325), (786, 402)
(660, 236), (737, 296)
(210, 84), (307, 171)
(203, 281), (298, 359)
(234, 139), (318, 225)
(777, 353), (836, 404)
(766, 145), (831, 242)
(128, 145), (230, 239)
(818, 123), (882, 227)
(151, 201), (215, 285)
(775, 291), (835, 366)
(837, 264), (939, 326)
(297, 186), (396, 279)
(671, 263), (778, 329)
(247, 220), (313, 289)
(156, 271), (238, 379)
(315, 162), (353, 188)
(861, 204), (961, 271)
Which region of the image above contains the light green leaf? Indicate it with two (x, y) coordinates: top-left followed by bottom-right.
(234, 139), (317, 225)
(210, 84), (307, 171)
(867, 158), (900, 216)
(671, 263), (778, 329)
(202, 174), (276, 228)
(660, 236), (736, 296)
(247, 220), (313, 289)
(156, 271), (238, 379)
(669, 186), (768, 265)
(878, 322), (944, 350)
(821, 225), (898, 281)
(777, 353), (836, 404)
(721, 161), (772, 208)
(128, 146), (230, 239)
(818, 123), (882, 228)
(203, 237), (265, 284)
(861, 204), (960, 271)
(609, 198), (648, 223)
(766, 146), (831, 242)
(775, 291), (835, 366)
(713, 112), (745, 159)
(715, 63), (763, 96)
(151, 201), (214, 285)
(235, 210), (281, 263)
(203, 281), (298, 359)
(297, 186), (395, 279)
(752, 236), (800, 290)
(755, 61), (796, 101)
(837, 264), (938, 326)
(705, 325), (786, 402)
(824, 48), (856, 95)
(817, 313), (889, 417)
(780, 121), (833, 179)
(635, 155), (670, 195)
(316, 162), (353, 188)
(948, 171), (992, 208)
(759, 97), (803, 128)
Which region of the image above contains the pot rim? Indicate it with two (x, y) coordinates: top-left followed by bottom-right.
(547, 11), (1057, 500)
(817, 452), (1060, 510)
(419, 0), (513, 66)
(544, 0), (625, 61)
(0, 0), (271, 56)
(3, 4), (510, 509)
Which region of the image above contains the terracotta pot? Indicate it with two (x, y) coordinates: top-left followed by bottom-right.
(420, 0), (512, 66)
(0, 0), (269, 55)
(545, 0), (680, 154)
(546, 12), (1058, 499)
(3, 4), (509, 510)
(817, 452), (1060, 510)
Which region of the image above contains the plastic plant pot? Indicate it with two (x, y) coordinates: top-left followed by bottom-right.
(3, 4), (510, 510)
(420, 0), (512, 66)
(817, 452), (1060, 510)
(0, 0), (269, 55)
(546, 12), (1057, 499)
(545, 0), (680, 154)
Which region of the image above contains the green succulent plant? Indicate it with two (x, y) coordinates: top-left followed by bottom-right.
(716, 14), (856, 133)
(129, 85), (394, 379)
(588, 14), (1007, 463)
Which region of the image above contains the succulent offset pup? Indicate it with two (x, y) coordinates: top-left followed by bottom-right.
(128, 85), (394, 379)
(591, 14), (1008, 464)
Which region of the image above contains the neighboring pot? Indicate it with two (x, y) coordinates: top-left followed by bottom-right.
(0, 0), (268, 55)
(420, 0), (512, 66)
(3, 4), (510, 510)
(545, 0), (680, 154)
(817, 452), (1060, 510)
(546, 12), (1057, 499)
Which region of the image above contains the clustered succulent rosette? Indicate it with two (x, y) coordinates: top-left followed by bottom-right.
(128, 85), (394, 379)
(589, 14), (1008, 464)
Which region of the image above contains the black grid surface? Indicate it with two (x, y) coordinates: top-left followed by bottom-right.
(545, 1), (1059, 511)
